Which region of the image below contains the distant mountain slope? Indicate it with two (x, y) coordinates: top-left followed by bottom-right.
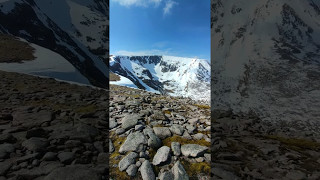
(212, 0), (320, 127)
(110, 55), (210, 102)
(0, 0), (108, 88)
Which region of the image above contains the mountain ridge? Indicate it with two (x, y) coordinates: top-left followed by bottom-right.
(110, 55), (211, 102)
(0, 0), (109, 88)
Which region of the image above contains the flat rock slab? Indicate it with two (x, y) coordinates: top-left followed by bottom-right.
(119, 132), (147, 154)
(153, 127), (171, 139)
(152, 146), (171, 165)
(181, 144), (208, 157)
(12, 110), (53, 128)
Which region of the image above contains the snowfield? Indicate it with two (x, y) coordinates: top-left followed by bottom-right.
(0, 39), (90, 85)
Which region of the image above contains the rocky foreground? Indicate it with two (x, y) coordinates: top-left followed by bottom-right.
(212, 110), (320, 180)
(0, 70), (109, 179)
(109, 85), (211, 179)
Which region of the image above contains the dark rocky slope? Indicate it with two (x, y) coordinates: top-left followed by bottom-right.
(0, 70), (109, 179)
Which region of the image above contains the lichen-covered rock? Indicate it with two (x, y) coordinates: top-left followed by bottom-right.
(181, 144), (208, 157)
(152, 146), (171, 165)
(140, 160), (155, 180)
(119, 132), (147, 154)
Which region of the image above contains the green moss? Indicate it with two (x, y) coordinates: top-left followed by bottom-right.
(181, 159), (211, 178)
(163, 135), (211, 148)
(109, 134), (129, 179)
(266, 135), (320, 151)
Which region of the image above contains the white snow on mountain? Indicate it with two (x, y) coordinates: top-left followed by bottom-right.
(110, 75), (138, 89)
(0, 38), (90, 84)
(0, 0), (109, 88)
(110, 55), (210, 102)
(212, 0), (320, 128)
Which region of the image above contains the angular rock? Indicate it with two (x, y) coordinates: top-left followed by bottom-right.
(171, 142), (181, 156)
(116, 128), (125, 135)
(119, 132), (147, 154)
(193, 133), (204, 140)
(122, 114), (140, 130)
(147, 133), (162, 149)
(153, 127), (171, 139)
(159, 171), (174, 180)
(171, 161), (189, 180)
(169, 125), (184, 136)
(181, 144), (208, 157)
(126, 164), (138, 176)
(185, 124), (196, 134)
(119, 152), (138, 171)
(153, 146), (171, 165)
(140, 160), (155, 180)
(109, 118), (117, 129)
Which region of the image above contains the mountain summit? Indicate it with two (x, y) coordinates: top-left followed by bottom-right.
(110, 55), (210, 102)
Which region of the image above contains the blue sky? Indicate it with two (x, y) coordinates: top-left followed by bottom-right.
(110, 0), (210, 61)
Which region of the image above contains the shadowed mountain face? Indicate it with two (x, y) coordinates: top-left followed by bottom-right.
(110, 55), (211, 102)
(0, 0), (109, 88)
(211, 0), (320, 129)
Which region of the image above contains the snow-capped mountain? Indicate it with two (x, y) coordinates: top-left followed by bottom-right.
(212, 0), (320, 126)
(110, 55), (210, 102)
(0, 0), (108, 88)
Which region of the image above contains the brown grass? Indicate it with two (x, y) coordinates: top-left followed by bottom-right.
(0, 34), (35, 63)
